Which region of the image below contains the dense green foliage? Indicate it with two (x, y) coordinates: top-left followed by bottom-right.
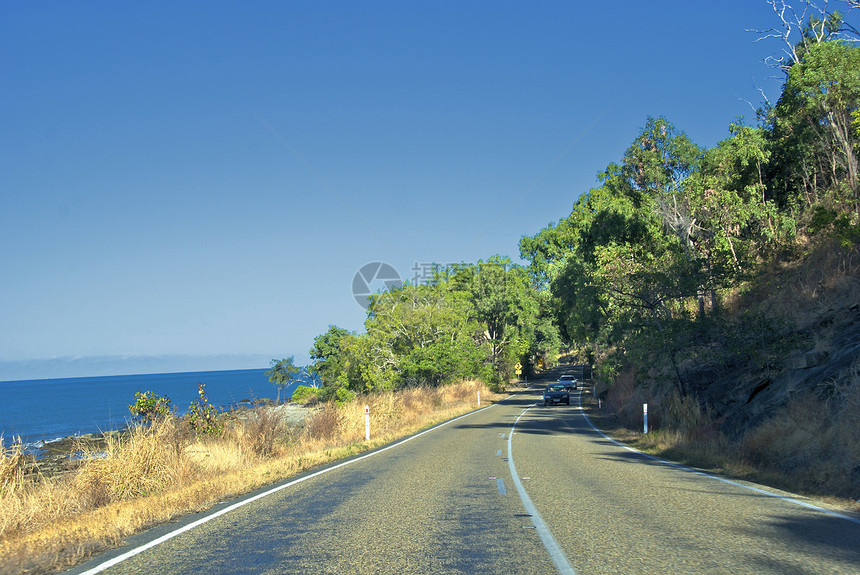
(518, 13), (860, 395)
(289, 385), (319, 404)
(309, 257), (560, 396)
(309, 3), (859, 405)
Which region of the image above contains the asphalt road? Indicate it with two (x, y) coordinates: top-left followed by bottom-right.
(69, 379), (860, 575)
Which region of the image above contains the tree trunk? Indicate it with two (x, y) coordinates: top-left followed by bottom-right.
(669, 350), (686, 397)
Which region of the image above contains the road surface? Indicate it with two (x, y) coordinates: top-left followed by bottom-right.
(69, 380), (860, 574)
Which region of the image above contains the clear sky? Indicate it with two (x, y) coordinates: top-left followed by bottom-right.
(0, 1), (810, 380)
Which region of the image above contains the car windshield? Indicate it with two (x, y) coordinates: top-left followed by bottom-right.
(559, 375), (574, 381)
(548, 385), (565, 392)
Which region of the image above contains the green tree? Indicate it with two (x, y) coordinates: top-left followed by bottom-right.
(688, 120), (797, 280)
(267, 356), (300, 404)
(519, 216), (580, 288)
(447, 256), (550, 381)
(620, 117), (701, 208)
(399, 337), (488, 386)
(770, 40), (860, 212)
(526, 289), (563, 372)
(522, 118), (707, 392)
(548, 120), (701, 338)
(307, 257), (559, 393)
(308, 326), (351, 386)
(363, 281), (481, 389)
(469, 257), (522, 377)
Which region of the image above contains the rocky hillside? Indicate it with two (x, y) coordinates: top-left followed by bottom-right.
(718, 313), (859, 436)
(624, 238), (860, 498)
(685, 239), (859, 437)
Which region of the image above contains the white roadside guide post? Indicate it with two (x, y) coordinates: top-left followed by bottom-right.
(364, 405), (370, 441)
(477, 391), (481, 407)
(643, 403), (649, 434)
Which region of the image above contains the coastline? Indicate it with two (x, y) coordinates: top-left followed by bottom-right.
(19, 401), (313, 479)
(0, 368), (293, 455)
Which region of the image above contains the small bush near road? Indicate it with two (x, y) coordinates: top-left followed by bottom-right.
(128, 391), (172, 423)
(186, 383), (223, 437)
(289, 385), (319, 405)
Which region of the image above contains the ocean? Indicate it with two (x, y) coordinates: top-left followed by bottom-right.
(0, 368), (314, 453)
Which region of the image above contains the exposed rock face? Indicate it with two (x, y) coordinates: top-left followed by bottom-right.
(699, 318), (860, 438)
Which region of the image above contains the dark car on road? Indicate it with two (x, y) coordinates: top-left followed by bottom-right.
(558, 374), (578, 391)
(543, 384), (570, 406)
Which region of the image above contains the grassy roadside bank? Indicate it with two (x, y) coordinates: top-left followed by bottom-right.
(579, 386), (860, 513)
(0, 380), (505, 575)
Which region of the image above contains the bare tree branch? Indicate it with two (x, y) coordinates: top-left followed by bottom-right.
(750, 0), (859, 71)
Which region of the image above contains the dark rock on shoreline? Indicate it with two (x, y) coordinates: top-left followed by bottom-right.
(23, 430), (125, 478)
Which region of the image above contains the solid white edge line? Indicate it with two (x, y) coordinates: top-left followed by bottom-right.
(508, 404), (577, 575)
(575, 391), (860, 526)
(78, 403), (500, 574)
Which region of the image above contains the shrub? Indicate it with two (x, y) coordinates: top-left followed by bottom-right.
(606, 369), (652, 428)
(290, 385), (319, 405)
(483, 374), (507, 394)
(186, 383), (223, 436)
(128, 391), (172, 423)
(303, 403), (341, 441)
(442, 380), (476, 404)
(73, 418), (188, 506)
(659, 390), (710, 437)
(234, 407), (289, 458)
(333, 387), (355, 407)
(317, 385), (355, 407)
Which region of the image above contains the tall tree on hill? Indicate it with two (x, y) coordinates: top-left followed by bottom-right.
(684, 120), (795, 300)
(756, 2), (860, 214)
(771, 40), (860, 212)
(521, 118), (704, 394)
(756, 0), (855, 72)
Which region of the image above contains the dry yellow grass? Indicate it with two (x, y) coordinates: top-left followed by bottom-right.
(740, 360), (860, 499)
(592, 357), (860, 505)
(740, 237), (859, 331)
(0, 437), (25, 499)
(592, 238), (860, 505)
(0, 380), (501, 575)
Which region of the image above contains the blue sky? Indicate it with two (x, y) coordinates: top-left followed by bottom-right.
(0, 1), (813, 379)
